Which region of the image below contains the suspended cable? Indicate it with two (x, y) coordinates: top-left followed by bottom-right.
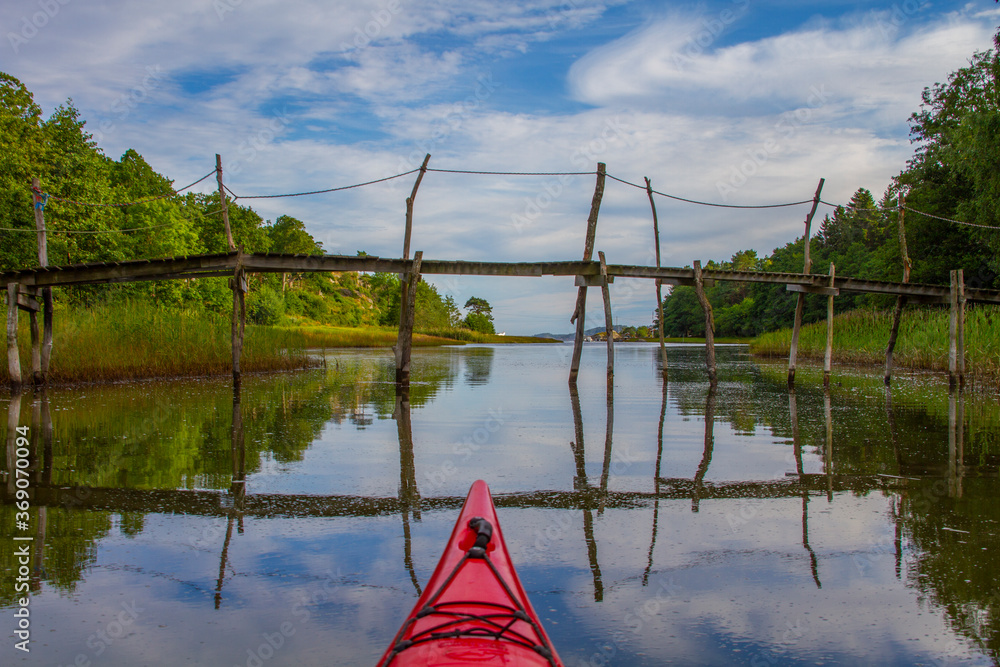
(228, 169), (420, 199)
(606, 173), (813, 209)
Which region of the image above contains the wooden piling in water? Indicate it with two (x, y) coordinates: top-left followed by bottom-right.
(692, 260), (717, 385)
(403, 155), (430, 262)
(823, 263), (835, 388)
(645, 177), (667, 376)
(885, 194), (911, 386)
(569, 163), (606, 384)
(7, 283), (22, 390)
(949, 269), (966, 389)
(31, 178), (52, 384)
(788, 178), (825, 389)
(216, 155), (237, 252)
(395, 252), (423, 385)
(231, 252), (246, 387)
(395, 157), (430, 386)
(599, 251), (614, 378)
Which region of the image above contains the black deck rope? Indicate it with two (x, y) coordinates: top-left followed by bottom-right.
(384, 519), (557, 665)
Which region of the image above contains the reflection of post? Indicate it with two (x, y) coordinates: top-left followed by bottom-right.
(691, 386), (716, 513)
(40, 392), (52, 485)
(947, 388), (964, 498)
(824, 388), (833, 502)
(6, 389), (22, 495)
(790, 391), (821, 588)
(394, 389), (423, 594)
(598, 370), (614, 513)
(217, 384), (247, 609)
(31, 395), (46, 590)
(569, 384), (587, 490)
(567, 384), (604, 602)
(643, 377), (668, 586)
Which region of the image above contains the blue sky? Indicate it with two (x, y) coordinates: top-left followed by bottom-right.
(2, 0), (998, 334)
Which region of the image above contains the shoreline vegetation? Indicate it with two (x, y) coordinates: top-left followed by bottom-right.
(750, 306), (1000, 381)
(4, 301), (999, 386)
(0, 301), (558, 385)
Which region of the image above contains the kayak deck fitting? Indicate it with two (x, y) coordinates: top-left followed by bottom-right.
(377, 480), (564, 666)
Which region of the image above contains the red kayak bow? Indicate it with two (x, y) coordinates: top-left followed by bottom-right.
(377, 480), (563, 666)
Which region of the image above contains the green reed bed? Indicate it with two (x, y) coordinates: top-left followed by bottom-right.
(2, 301), (312, 384)
(284, 325), (463, 348)
(750, 306), (1000, 378)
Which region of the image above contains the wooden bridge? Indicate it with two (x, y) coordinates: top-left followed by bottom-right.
(5, 161), (996, 389)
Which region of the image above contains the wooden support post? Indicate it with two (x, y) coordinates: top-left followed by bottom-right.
(885, 193), (911, 385)
(231, 253), (246, 387)
(569, 163), (606, 384)
(599, 251), (614, 378)
(403, 154), (430, 261)
(31, 178), (52, 384)
(645, 177), (667, 376)
(949, 269), (965, 389)
(788, 178), (826, 389)
(692, 260), (717, 385)
(949, 270), (958, 388)
(7, 283), (22, 390)
(395, 252), (423, 385)
(823, 263), (835, 388)
(396, 156), (430, 387)
(29, 307), (40, 385)
(216, 154), (237, 252)
(41, 288), (52, 381)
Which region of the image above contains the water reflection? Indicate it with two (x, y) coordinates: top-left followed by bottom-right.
(1, 346), (999, 665)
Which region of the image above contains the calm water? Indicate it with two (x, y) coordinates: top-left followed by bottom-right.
(2, 344), (999, 666)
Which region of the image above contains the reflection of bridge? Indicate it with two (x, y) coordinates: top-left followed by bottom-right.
(0, 474), (915, 518)
(5, 369), (982, 605)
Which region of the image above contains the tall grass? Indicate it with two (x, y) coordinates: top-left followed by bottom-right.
(2, 301), (312, 384)
(750, 306), (1000, 378)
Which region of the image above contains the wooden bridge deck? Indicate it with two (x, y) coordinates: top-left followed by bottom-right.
(4, 250), (1000, 303)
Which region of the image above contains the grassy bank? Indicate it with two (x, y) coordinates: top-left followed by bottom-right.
(0, 302), (556, 384)
(750, 306), (1000, 378)
(2, 301), (315, 384)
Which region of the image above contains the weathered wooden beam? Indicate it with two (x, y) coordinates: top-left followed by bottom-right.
(575, 274), (613, 287)
(786, 284), (839, 296)
(15, 290), (40, 312)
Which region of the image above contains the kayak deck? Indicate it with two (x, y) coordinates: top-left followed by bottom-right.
(378, 480), (563, 666)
